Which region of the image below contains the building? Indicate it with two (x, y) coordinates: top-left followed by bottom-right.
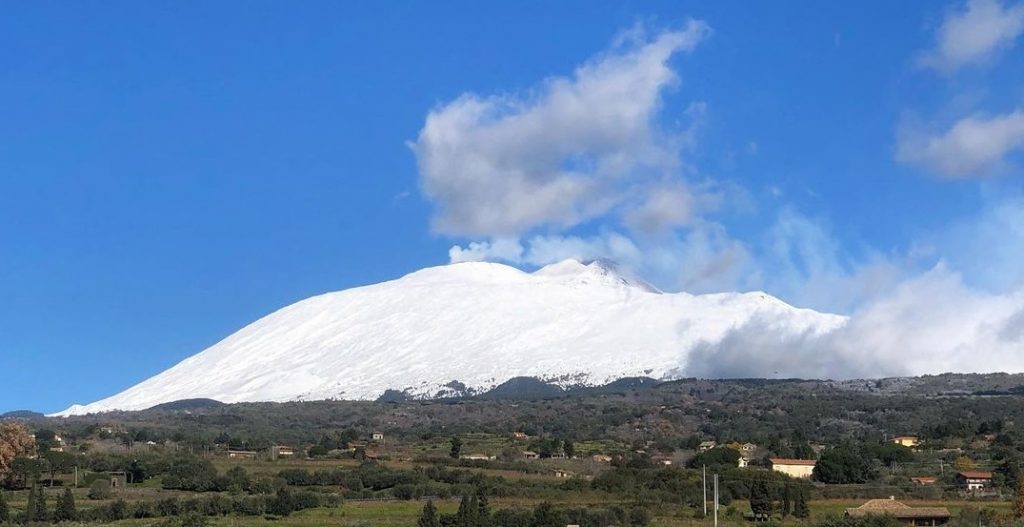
(371, 432), (385, 442)
(845, 499), (950, 526)
(956, 471), (993, 491)
(523, 451), (539, 460)
(108, 472), (128, 489)
(768, 458), (816, 479)
(227, 450), (258, 460)
(892, 436), (920, 448)
(512, 432), (528, 441)
(592, 454), (613, 463)
(698, 441), (717, 452)
(554, 469), (575, 479)
(740, 442), (757, 454)
(460, 453), (495, 461)
(270, 445), (295, 460)
(737, 457), (749, 468)
(911, 476), (938, 485)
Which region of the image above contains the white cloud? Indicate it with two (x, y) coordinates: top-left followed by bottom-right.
(897, 110), (1024, 177)
(411, 21), (711, 237)
(448, 238), (524, 264)
(919, 0), (1024, 72)
(686, 265), (1024, 379)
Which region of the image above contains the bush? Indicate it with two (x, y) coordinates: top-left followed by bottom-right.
(88, 479), (113, 500)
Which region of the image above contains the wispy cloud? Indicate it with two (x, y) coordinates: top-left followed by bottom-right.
(919, 0), (1024, 73)
(897, 110), (1024, 177)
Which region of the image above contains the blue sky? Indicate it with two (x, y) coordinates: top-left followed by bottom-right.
(3, 1), (1024, 413)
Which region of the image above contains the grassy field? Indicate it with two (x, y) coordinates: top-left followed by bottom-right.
(4, 488), (1013, 527)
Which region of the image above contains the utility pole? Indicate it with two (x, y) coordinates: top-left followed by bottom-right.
(713, 473), (719, 527)
(74, 466), (78, 488)
(703, 465), (707, 518)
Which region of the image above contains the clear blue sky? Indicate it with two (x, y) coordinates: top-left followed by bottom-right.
(3, 1), (1023, 413)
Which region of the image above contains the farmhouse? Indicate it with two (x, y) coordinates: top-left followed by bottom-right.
(227, 450), (258, 460)
(591, 454), (613, 463)
(956, 471), (993, 491)
(845, 498), (950, 526)
(371, 432), (385, 441)
(554, 469), (575, 479)
(271, 445), (295, 459)
(698, 440), (717, 452)
(768, 458), (816, 478)
(512, 432), (528, 441)
(460, 453), (495, 461)
(892, 436), (920, 448)
(522, 451), (539, 460)
(911, 476), (938, 485)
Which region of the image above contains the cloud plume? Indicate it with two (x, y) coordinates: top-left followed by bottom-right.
(411, 21), (711, 238)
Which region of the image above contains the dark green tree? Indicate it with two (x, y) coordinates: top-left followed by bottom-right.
(814, 445), (876, 484)
(531, 502), (563, 527)
(418, 499), (441, 527)
(687, 447), (741, 471)
(781, 482), (792, 517)
(793, 487), (810, 519)
(54, 487), (77, 522)
(628, 506), (651, 527)
(450, 437), (462, 460)
(268, 488), (296, 517)
(455, 494), (474, 527)
(0, 490), (8, 523)
(563, 440), (575, 459)
(475, 487), (490, 525)
(749, 477), (772, 519)
(31, 486), (48, 522)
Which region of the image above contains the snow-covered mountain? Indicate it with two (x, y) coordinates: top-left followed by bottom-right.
(54, 260), (846, 416)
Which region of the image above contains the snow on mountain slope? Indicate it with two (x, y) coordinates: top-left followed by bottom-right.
(54, 260), (847, 416)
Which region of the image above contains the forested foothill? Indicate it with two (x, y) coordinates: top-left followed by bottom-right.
(3, 373), (1024, 526)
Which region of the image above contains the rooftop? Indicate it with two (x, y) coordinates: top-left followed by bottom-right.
(769, 458), (817, 466)
(846, 499), (950, 519)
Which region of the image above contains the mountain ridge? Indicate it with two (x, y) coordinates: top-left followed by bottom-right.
(53, 259), (846, 416)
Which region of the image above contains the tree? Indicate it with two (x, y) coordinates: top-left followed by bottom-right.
(0, 490), (8, 523)
(563, 440), (575, 459)
(688, 447), (740, 471)
(450, 437), (462, 460)
(31, 486), (48, 522)
(41, 451), (75, 486)
(814, 446), (875, 484)
(629, 506), (651, 527)
(0, 423), (36, 482)
(873, 444), (914, 466)
(749, 477), (772, 519)
(456, 494), (474, 527)
(793, 487), (810, 519)
(531, 502), (563, 527)
(418, 499), (441, 527)
(268, 488), (296, 517)
(476, 487), (490, 524)
(781, 482), (792, 517)
(954, 456), (976, 471)
(1014, 477), (1024, 519)
(54, 487), (77, 522)
(88, 479), (113, 500)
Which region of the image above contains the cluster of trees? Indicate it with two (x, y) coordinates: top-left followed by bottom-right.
(748, 476), (810, 519)
(417, 491), (651, 527)
(0, 485), (339, 524)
